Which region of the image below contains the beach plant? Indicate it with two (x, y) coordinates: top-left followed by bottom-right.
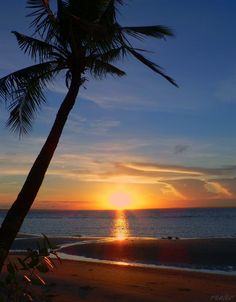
(0, 0), (177, 271)
(0, 235), (60, 302)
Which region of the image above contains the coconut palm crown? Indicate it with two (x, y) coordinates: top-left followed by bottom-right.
(0, 0), (177, 271)
(0, 0), (177, 135)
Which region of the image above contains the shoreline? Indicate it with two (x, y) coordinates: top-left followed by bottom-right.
(59, 237), (236, 273)
(57, 252), (236, 276)
(10, 234), (236, 274)
(6, 234), (236, 301)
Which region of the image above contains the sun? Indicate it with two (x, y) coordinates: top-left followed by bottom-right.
(109, 191), (132, 210)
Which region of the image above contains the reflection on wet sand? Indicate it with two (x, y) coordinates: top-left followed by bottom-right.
(112, 211), (129, 240)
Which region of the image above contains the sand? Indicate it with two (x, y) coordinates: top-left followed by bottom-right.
(4, 237), (236, 301)
(5, 257), (236, 302)
(11, 235), (100, 251)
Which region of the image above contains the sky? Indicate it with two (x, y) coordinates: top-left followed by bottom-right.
(1, 0), (236, 210)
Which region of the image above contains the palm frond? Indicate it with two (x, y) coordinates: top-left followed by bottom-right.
(64, 0), (123, 55)
(126, 48), (178, 87)
(67, 0), (121, 23)
(98, 0), (123, 25)
(0, 62), (57, 100)
(95, 46), (127, 63)
(13, 31), (55, 62)
(122, 25), (174, 40)
(7, 78), (46, 135)
(84, 24), (126, 59)
(89, 59), (126, 79)
(27, 0), (58, 41)
(0, 62), (58, 135)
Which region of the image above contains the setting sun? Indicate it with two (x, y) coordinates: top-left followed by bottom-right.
(109, 191), (132, 210)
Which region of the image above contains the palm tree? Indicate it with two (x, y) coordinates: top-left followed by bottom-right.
(0, 0), (177, 271)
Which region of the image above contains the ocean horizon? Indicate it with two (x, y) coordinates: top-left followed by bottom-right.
(1, 207), (236, 239)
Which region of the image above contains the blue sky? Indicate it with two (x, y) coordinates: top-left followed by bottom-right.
(0, 1), (236, 209)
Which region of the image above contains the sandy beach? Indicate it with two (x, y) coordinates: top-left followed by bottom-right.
(4, 236), (236, 301)
(5, 256), (236, 302)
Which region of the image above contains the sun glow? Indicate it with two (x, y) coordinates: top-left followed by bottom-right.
(108, 191), (133, 210)
(112, 210), (129, 240)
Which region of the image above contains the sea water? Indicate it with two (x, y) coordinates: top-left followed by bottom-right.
(0, 207), (236, 238)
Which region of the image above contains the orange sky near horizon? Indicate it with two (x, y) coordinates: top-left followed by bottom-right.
(1, 161), (236, 210)
(0, 162), (236, 210)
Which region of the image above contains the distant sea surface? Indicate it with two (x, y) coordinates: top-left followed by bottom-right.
(1, 208), (236, 239)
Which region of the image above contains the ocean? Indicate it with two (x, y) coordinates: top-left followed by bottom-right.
(1, 207), (236, 239)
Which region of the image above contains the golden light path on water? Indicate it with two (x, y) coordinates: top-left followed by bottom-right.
(112, 210), (129, 240)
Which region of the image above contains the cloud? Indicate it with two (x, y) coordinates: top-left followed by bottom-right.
(123, 162), (203, 176)
(1, 134), (236, 203)
(174, 144), (189, 154)
(47, 74), (190, 112)
(165, 178), (219, 200)
(27, 157), (236, 201)
(0, 169), (29, 176)
(205, 181), (232, 198)
(35, 199), (97, 210)
(63, 160), (236, 200)
(213, 178), (236, 197)
(65, 115), (120, 135)
(123, 162), (236, 177)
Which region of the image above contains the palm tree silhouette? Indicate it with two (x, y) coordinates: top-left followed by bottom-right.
(0, 0), (177, 270)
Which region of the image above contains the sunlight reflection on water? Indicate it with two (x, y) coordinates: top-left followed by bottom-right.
(112, 210), (129, 240)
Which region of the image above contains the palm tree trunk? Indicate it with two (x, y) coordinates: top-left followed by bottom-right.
(0, 75), (81, 272)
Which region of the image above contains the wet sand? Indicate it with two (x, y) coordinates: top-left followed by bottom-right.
(59, 237), (236, 271)
(11, 235), (101, 251)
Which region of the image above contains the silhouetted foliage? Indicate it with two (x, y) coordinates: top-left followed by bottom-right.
(0, 235), (60, 302)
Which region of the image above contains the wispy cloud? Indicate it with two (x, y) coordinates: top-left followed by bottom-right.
(212, 178), (236, 197)
(1, 140), (236, 204)
(33, 156), (236, 199)
(174, 144), (189, 154)
(118, 162), (236, 177)
(47, 74), (193, 112)
(205, 181), (233, 198)
(123, 162), (203, 176)
(65, 115), (120, 135)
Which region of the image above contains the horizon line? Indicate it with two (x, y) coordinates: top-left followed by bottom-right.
(1, 206), (236, 211)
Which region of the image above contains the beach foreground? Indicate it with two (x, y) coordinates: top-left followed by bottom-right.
(47, 261), (236, 302)
(4, 236), (236, 301)
(5, 256), (236, 302)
